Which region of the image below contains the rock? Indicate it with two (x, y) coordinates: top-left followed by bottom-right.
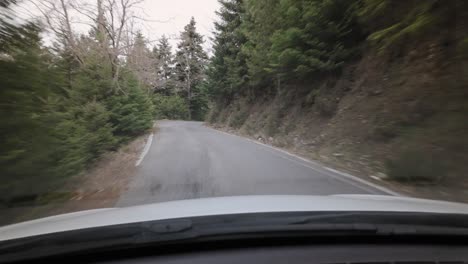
(333, 153), (344, 157)
(268, 137), (273, 142)
(320, 155), (330, 161)
(371, 172), (388, 180)
(370, 89), (383, 96)
(370, 175), (381, 181)
(376, 172), (388, 179)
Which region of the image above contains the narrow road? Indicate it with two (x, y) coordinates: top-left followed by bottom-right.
(117, 121), (394, 207)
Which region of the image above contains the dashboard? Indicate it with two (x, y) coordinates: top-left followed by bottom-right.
(97, 244), (468, 264)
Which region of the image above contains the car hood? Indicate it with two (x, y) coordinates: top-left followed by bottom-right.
(1, 194), (468, 241)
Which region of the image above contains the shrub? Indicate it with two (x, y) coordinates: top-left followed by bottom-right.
(206, 108), (219, 124)
(206, 103), (222, 124)
(265, 108), (281, 137)
(229, 110), (249, 129)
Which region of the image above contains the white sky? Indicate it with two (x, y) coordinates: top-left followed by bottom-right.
(135, 0), (220, 52)
(13, 0), (220, 53)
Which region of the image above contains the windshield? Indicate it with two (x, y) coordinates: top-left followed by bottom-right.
(0, 0), (467, 230)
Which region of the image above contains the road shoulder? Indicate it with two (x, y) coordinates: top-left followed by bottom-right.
(205, 124), (400, 196)
(0, 132), (152, 226)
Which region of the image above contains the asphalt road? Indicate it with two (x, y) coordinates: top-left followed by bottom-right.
(116, 121), (394, 207)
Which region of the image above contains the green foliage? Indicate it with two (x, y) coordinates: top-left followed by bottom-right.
(0, 22), (62, 200)
(71, 60), (113, 102)
(107, 76), (154, 138)
(359, 0), (458, 51)
(153, 94), (189, 120)
(0, 6), (155, 205)
(244, 0), (361, 82)
(174, 17), (208, 120)
(153, 35), (175, 94)
(206, 0), (362, 113)
(190, 83), (209, 121)
(46, 110), (90, 178)
(207, 0), (247, 100)
(206, 0), (463, 128)
(78, 102), (117, 157)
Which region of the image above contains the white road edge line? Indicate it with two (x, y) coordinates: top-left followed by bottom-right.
(135, 133), (154, 167)
(208, 126), (401, 196)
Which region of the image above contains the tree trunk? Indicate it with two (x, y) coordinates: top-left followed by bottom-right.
(186, 53), (192, 120)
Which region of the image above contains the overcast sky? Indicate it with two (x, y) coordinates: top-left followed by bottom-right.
(135, 0), (220, 52)
(14, 0), (220, 53)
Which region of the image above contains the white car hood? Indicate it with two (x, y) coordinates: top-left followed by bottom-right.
(1, 195), (468, 241)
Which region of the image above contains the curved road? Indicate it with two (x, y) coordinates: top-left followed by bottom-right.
(117, 121), (395, 207)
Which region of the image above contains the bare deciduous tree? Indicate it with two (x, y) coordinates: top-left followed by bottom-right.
(32, 0), (84, 65)
(33, 0), (145, 92)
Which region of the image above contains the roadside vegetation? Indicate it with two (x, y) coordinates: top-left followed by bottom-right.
(1, 0), (467, 207)
(0, 1), (208, 207)
(206, 0), (468, 199)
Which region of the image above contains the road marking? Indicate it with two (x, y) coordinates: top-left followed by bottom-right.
(135, 133), (154, 167)
(208, 127), (400, 196)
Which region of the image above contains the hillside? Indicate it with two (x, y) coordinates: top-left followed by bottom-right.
(206, 0), (468, 202)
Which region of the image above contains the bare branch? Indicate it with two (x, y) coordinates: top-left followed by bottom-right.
(32, 0), (84, 65)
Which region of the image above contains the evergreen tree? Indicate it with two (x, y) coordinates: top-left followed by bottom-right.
(206, 0), (247, 102)
(154, 35), (175, 95)
(267, 0), (361, 79)
(241, 0), (281, 86)
(0, 1), (156, 204)
(0, 21), (61, 199)
(174, 17), (208, 120)
(107, 72), (154, 138)
(207, 0), (362, 100)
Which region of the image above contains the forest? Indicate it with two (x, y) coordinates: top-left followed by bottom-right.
(205, 0), (468, 198)
(206, 0), (464, 103)
(0, 0), (208, 203)
(1, 0), (467, 205)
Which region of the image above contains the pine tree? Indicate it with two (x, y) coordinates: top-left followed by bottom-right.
(0, 1), (157, 203)
(241, 0), (281, 86)
(0, 21), (61, 199)
(206, 0), (247, 101)
(154, 35), (175, 95)
(127, 32), (156, 91)
(107, 72), (154, 138)
(174, 17), (208, 120)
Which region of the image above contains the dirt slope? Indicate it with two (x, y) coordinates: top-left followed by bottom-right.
(209, 38), (468, 203)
